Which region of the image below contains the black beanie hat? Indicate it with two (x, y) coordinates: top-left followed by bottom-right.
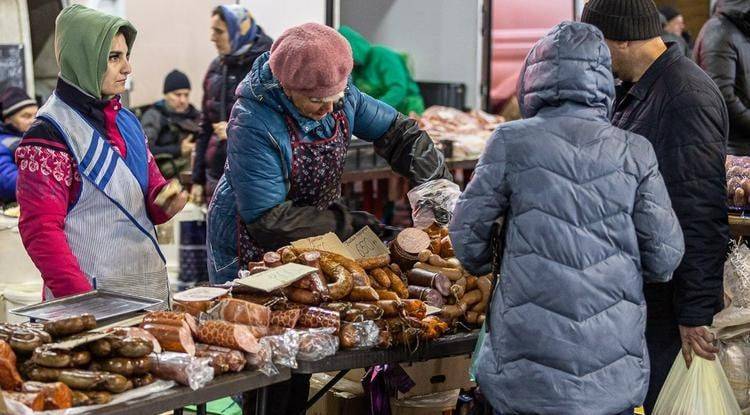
(659, 6), (680, 22)
(581, 0), (663, 41)
(0, 87), (36, 119)
(163, 70), (191, 94)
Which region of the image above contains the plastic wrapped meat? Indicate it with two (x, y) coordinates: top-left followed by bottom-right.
(147, 351), (213, 390)
(295, 328), (339, 361)
(296, 307), (341, 333)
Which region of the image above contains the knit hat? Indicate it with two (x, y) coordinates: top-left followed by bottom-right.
(659, 6), (681, 22)
(581, 0), (663, 41)
(163, 70), (191, 94)
(1, 87), (36, 119)
(269, 23), (353, 98)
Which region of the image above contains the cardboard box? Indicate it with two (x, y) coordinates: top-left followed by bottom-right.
(390, 389), (460, 415)
(307, 373), (368, 415)
(343, 356), (475, 399)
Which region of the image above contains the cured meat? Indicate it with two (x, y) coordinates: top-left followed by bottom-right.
(296, 307), (341, 333)
(196, 320), (260, 353)
(3, 391), (45, 411)
(408, 286), (445, 307)
(216, 298), (271, 327)
(43, 314), (96, 338)
(140, 323), (196, 355)
(407, 268), (451, 296)
(270, 309), (302, 328)
(195, 344), (247, 374)
(319, 257), (354, 300)
(21, 382), (73, 410)
(142, 311), (198, 335)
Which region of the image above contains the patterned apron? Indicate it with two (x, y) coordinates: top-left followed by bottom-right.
(237, 110), (351, 263)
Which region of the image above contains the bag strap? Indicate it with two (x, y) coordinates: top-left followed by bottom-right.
(485, 215), (508, 333)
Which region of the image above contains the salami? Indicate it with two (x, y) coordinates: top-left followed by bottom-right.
(407, 268), (451, 296)
(196, 320), (260, 353)
(142, 311), (198, 335)
(195, 344), (247, 374)
(357, 254), (391, 270)
(140, 323), (196, 355)
(0, 340), (22, 391)
(408, 286), (445, 307)
(296, 307), (341, 333)
(270, 309), (302, 328)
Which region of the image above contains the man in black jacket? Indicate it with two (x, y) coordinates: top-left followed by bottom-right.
(583, 0), (730, 411)
(695, 0), (750, 155)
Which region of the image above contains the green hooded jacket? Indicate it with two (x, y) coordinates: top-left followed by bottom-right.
(55, 4), (137, 99)
(339, 26), (425, 115)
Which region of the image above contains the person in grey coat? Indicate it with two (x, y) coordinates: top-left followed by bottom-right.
(449, 22), (685, 414)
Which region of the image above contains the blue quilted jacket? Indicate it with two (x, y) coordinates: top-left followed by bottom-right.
(207, 52), (397, 281)
(0, 124), (21, 203)
(449, 22), (685, 414)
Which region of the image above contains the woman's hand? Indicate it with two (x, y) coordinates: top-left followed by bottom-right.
(213, 122), (228, 141)
(189, 184), (204, 205)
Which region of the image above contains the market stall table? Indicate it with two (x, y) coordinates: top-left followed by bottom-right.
(93, 367), (291, 415)
(729, 214), (750, 238)
(295, 330), (479, 411)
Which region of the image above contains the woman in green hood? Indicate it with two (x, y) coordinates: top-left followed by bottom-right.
(15, 4), (186, 305)
(339, 26), (425, 115)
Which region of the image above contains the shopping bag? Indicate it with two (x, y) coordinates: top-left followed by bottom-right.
(469, 321), (486, 382)
(652, 353), (741, 415)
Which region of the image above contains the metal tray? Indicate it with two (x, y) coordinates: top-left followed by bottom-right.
(10, 290), (163, 322)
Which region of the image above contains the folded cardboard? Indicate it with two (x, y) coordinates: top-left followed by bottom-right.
(236, 263), (318, 292)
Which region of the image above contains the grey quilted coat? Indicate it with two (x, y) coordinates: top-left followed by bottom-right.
(449, 22), (685, 414)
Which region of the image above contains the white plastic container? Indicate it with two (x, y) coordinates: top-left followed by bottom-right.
(2, 282), (42, 323)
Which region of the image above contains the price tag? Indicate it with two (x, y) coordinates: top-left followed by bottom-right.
(292, 232), (354, 259)
(236, 263), (319, 292)
(344, 226), (390, 260)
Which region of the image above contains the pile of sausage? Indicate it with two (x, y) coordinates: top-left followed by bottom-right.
(727, 155), (750, 208)
(0, 314), (160, 410)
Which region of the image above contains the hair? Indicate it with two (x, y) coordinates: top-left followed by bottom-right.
(212, 6), (226, 22)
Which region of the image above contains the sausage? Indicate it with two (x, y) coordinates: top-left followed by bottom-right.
(374, 290), (400, 301)
(140, 323), (196, 355)
(43, 314), (96, 338)
(195, 344), (247, 374)
(320, 302), (352, 314)
(306, 250), (370, 286)
(352, 303), (384, 320)
(459, 289), (483, 308)
(343, 309), (365, 322)
(735, 187), (747, 206)
(247, 266), (270, 275)
(89, 338), (112, 358)
(383, 267), (409, 299)
(472, 276), (492, 313)
(440, 235), (454, 258)
(81, 390), (112, 405)
(32, 348), (72, 368)
(71, 390), (91, 407)
(299, 252), (330, 295)
(102, 373), (132, 393)
(263, 252), (282, 268)
(279, 247), (298, 264)
(429, 237), (442, 254)
(414, 262), (463, 281)
(58, 370), (105, 391)
(465, 275), (479, 292)
(70, 349), (92, 367)
(465, 311), (480, 325)
(407, 268), (451, 296)
(132, 373), (156, 388)
(418, 250), (432, 263)
(9, 330), (44, 354)
(427, 254), (461, 269)
(216, 298), (272, 327)
(297, 307), (341, 333)
(97, 357), (135, 376)
(196, 320), (260, 353)
(440, 303), (467, 320)
(283, 287), (323, 305)
(368, 300), (405, 318)
(26, 366), (62, 383)
(143, 311), (199, 335)
(320, 257), (355, 300)
(356, 254), (391, 271)
(270, 309), (302, 328)
(408, 286), (445, 307)
(115, 337), (155, 358)
(369, 268), (391, 288)
(338, 323), (359, 349)
(21, 381), (73, 410)
(348, 286), (380, 301)
(2, 391), (45, 411)
(247, 261), (266, 271)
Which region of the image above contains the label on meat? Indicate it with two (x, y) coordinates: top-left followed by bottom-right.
(344, 226), (390, 260)
(237, 263), (319, 292)
(172, 287), (229, 302)
(292, 232), (353, 259)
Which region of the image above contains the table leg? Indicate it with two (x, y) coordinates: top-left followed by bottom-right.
(172, 409), (183, 415)
(196, 403), (207, 415)
(256, 386), (268, 415)
(303, 370), (349, 412)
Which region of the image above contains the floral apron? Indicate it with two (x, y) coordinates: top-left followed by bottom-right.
(237, 110), (351, 264)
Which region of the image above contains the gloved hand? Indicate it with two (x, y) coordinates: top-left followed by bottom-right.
(189, 184), (204, 205)
(350, 211), (384, 237)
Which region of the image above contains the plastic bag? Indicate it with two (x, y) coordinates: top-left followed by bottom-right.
(339, 321), (380, 350)
(652, 353), (741, 415)
(147, 351), (214, 390)
(295, 328), (339, 361)
(725, 241), (750, 307)
(407, 179), (461, 228)
(259, 329), (300, 369)
(469, 322), (487, 382)
(245, 340), (279, 377)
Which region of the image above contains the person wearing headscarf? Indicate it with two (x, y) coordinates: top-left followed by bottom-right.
(15, 4), (187, 303)
(190, 5), (273, 203)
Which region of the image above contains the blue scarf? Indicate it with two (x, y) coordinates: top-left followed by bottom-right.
(219, 5), (259, 56)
